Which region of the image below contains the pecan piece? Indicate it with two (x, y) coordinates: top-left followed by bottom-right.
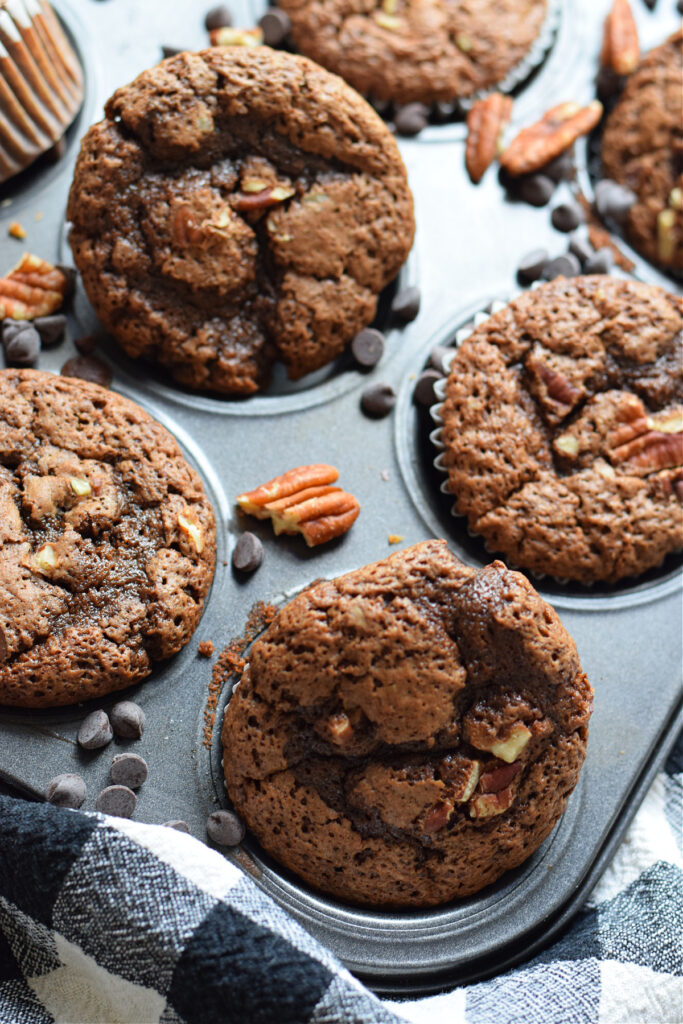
(500, 101), (603, 176)
(465, 93), (513, 184)
(177, 509), (204, 553)
(209, 26), (263, 46)
(232, 185), (295, 213)
(469, 786), (515, 819)
(479, 760), (522, 794)
(0, 254), (69, 320)
(422, 800), (454, 834)
(601, 0), (639, 76)
(607, 394), (649, 449)
(464, 719), (532, 764)
(612, 430), (683, 472)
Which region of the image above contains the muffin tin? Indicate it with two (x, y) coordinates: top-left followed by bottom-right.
(0, 0), (681, 996)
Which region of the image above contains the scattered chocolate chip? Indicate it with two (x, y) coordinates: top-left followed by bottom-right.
(551, 201), (584, 233)
(394, 103), (429, 137)
(258, 8), (291, 46)
(34, 314), (67, 346)
(518, 173), (555, 207)
(45, 773), (86, 809)
(642, 0), (656, 8)
(360, 382), (396, 418)
(60, 354), (112, 388)
(351, 327), (385, 368)
(110, 700), (146, 740)
(164, 820), (190, 832)
(584, 247), (614, 274)
(568, 233), (594, 266)
(432, 99), (457, 123)
(207, 809), (245, 847)
(594, 179), (637, 225)
(232, 531), (264, 573)
(110, 752), (148, 790)
(429, 344), (455, 375)
(96, 785), (137, 818)
(161, 45), (184, 59)
(4, 326), (40, 366)
(541, 150), (574, 183)
(413, 369), (443, 407)
(77, 709), (113, 750)
(391, 285), (421, 324)
(369, 95), (391, 117)
(45, 135), (67, 164)
(541, 253), (581, 280)
(596, 66), (624, 102)
(677, 0), (683, 13)
(2, 319), (23, 343)
(74, 334), (98, 355)
(517, 248), (549, 284)
(55, 265), (76, 300)
(204, 4), (232, 31)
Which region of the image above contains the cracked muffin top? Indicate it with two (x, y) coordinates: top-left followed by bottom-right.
(67, 47), (415, 395)
(222, 540), (592, 907)
(277, 0), (548, 106)
(601, 30), (683, 273)
(0, 370), (216, 707)
(440, 276), (683, 584)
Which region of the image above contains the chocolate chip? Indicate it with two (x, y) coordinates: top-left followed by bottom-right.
(677, 0), (683, 13)
(541, 150), (574, 183)
(360, 382), (396, 418)
(568, 233), (594, 266)
(429, 344), (455, 375)
(77, 709), (113, 750)
(74, 334), (98, 355)
(258, 8), (291, 46)
(394, 103), (429, 137)
(164, 820), (190, 832)
(232, 531), (264, 573)
(61, 354), (112, 388)
(351, 327), (385, 368)
(584, 247), (614, 274)
(45, 773), (86, 809)
(517, 248), (549, 284)
(596, 67), (624, 102)
(207, 809), (245, 846)
(4, 326), (40, 366)
(96, 785), (137, 818)
(541, 253), (581, 280)
(161, 45), (183, 59)
(551, 201), (584, 233)
(518, 174), (555, 207)
(369, 96), (391, 117)
(413, 369), (443, 407)
(110, 752), (148, 790)
(391, 285), (421, 324)
(642, 0), (656, 8)
(34, 314), (67, 346)
(110, 700), (146, 740)
(594, 179), (637, 225)
(204, 4), (232, 30)
(432, 99), (457, 123)
(2, 319), (23, 343)
(55, 265), (76, 300)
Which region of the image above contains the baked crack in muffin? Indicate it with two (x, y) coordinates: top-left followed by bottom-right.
(601, 30), (683, 273)
(0, 370), (216, 707)
(67, 47), (415, 395)
(277, 0), (548, 106)
(222, 540), (592, 907)
(440, 276), (683, 584)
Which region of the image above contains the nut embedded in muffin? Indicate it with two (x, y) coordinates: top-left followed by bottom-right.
(222, 540), (593, 908)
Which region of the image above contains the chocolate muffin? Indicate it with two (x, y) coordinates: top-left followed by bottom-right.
(601, 30), (683, 273)
(67, 47), (414, 395)
(277, 0), (548, 106)
(222, 540), (592, 908)
(439, 277), (683, 584)
(0, 369), (216, 707)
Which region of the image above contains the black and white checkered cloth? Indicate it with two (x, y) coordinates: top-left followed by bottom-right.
(1, 734), (681, 1024)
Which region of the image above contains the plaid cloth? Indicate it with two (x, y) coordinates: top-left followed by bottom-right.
(0, 734), (681, 1024)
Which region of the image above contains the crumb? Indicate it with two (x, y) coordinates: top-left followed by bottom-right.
(1, 198), (12, 209)
(8, 221), (26, 239)
(34, 211), (44, 222)
(198, 640), (215, 658)
(380, 469), (390, 481)
(408, 372), (416, 380)
(388, 534), (404, 545)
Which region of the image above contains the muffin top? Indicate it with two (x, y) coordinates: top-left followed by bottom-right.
(277, 0), (548, 106)
(601, 30), (683, 272)
(440, 276), (683, 584)
(223, 540), (592, 907)
(67, 46), (414, 395)
(0, 370), (215, 707)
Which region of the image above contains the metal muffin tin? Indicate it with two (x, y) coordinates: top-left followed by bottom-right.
(0, 0), (681, 996)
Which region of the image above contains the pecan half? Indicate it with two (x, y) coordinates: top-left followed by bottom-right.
(500, 101), (603, 176)
(607, 394), (649, 449)
(465, 93), (514, 184)
(0, 254), (69, 320)
(612, 430), (683, 472)
(601, 0), (639, 76)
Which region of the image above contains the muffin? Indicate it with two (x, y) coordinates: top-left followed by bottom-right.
(439, 276), (683, 584)
(276, 0), (548, 106)
(222, 540), (592, 908)
(67, 47), (415, 395)
(601, 30), (683, 273)
(0, 369), (216, 707)
(0, 0), (84, 184)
